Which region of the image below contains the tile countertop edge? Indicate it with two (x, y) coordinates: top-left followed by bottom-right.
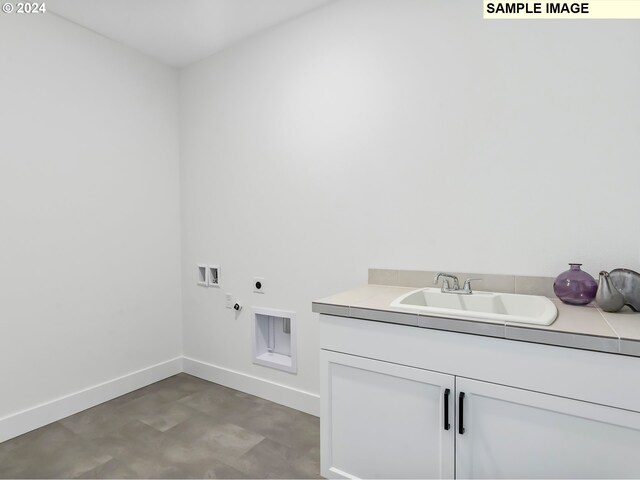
(312, 302), (351, 317)
(504, 325), (620, 355)
(313, 301), (621, 349)
(312, 285), (640, 358)
(314, 302), (503, 338)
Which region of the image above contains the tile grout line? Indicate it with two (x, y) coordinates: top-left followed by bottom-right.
(596, 307), (622, 353)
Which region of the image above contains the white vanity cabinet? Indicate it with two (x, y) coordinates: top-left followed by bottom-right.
(319, 314), (640, 479)
(456, 378), (640, 479)
(321, 350), (455, 479)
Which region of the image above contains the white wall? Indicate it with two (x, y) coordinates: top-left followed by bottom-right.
(179, 0), (640, 401)
(0, 13), (182, 420)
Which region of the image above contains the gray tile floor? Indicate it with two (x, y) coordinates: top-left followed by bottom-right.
(0, 374), (320, 479)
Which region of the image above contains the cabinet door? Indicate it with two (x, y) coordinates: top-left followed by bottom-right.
(456, 377), (640, 479)
(321, 350), (455, 479)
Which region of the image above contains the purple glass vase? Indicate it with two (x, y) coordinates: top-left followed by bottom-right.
(553, 263), (598, 305)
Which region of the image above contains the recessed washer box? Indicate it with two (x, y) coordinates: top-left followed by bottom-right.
(252, 307), (296, 374)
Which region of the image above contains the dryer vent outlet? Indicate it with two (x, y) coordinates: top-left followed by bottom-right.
(252, 307), (296, 374)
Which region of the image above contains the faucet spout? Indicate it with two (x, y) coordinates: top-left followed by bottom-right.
(433, 272), (460, 291)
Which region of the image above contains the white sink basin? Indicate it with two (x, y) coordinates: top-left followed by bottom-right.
(390, 287), (558, 326)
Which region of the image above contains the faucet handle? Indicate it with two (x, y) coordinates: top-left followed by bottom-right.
(463, 278), (483, 293)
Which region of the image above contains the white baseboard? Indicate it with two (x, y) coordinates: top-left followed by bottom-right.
(0, 356), (318, 444)
(0, 357), (182, 443)
(183, 357), (320, 417)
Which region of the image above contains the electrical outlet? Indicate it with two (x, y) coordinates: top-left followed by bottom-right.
(253, 277), (265, 294)
(225, 293), (233, 309)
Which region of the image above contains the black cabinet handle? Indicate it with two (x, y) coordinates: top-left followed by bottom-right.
(444, 388), (450, 430)
(458, 392), (465, 435)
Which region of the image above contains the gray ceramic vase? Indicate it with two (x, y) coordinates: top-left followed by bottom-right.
(596, 271), (626, 313)
(609, 268), (640, 312)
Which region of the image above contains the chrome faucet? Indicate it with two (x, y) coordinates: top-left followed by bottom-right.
(433, 273), (460, 292)
(434, 273), (482, 295)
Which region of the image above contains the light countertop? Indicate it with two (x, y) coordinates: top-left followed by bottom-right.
(312, 284), (640, 357)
